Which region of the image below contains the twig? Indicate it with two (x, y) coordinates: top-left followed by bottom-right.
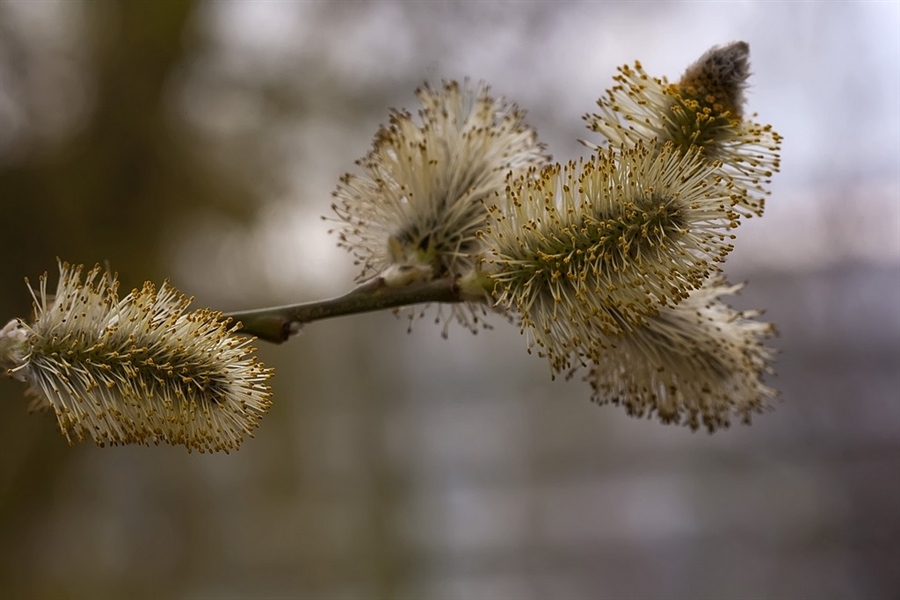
(226, 276), (466, 343)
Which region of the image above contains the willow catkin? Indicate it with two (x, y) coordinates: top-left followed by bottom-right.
(0, 262), (273, 453)
(329, 80), (550, 334)
(481, 141), (740, 373)
(584, 276), (777, 432)
(583, 41), (782, 218)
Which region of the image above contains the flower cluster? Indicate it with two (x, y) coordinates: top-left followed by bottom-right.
(0, 263), (273, 452)
(325, 43), (781, 432)
(479, 42), (780, 430)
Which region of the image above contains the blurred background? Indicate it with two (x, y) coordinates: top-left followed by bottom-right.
(1, 1), (898, 599)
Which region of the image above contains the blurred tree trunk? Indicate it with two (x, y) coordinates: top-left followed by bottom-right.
(0, 1), (210, 594)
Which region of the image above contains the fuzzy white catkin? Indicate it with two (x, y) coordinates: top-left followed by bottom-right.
(584, 276), (777, 432)
(482, 141), (742, 374)
(330, 80), (550, 335)
(0, 262), (273, 453)
(583, 41), (782, 218)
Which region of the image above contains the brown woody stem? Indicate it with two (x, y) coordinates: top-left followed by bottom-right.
(226, 276), (467, 343)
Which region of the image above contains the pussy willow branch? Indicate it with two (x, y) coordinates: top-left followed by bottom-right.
(227, 276), (469, 343)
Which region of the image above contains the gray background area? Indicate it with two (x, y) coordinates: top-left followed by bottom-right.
(1, 2), (898, 598)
